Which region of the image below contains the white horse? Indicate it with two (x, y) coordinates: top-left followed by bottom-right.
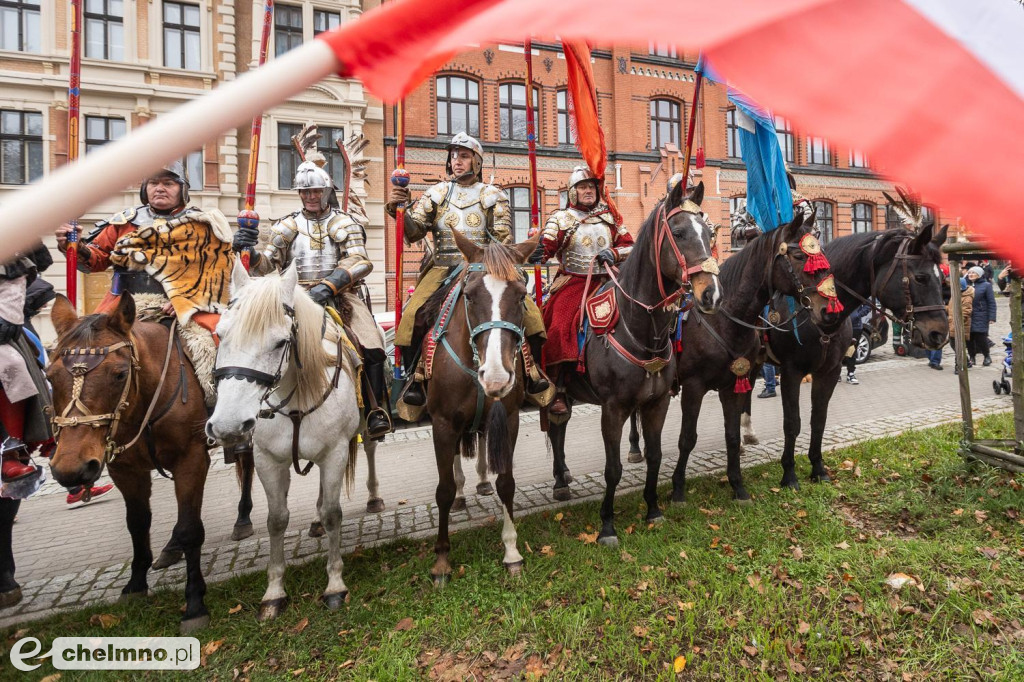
(207, 261), (362, 620)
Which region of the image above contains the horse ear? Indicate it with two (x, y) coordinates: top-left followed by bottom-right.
(909, 221), (934, 254)
(512, 236), (541, 265)
(107, 293), (136, 335)
(230, 256), (251, 297)
(932, 223), (949, 246)
(51, 294), (79, 338)
(686, 180), (705, 207)
(281, 261), (298, 305)
(452, 225), (483, 263)
(667, 175), (686, 208)
(780, 210), (803, 242)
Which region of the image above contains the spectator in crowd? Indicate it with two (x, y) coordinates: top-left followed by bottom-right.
(996, 264), (1013, 296)
(980, 259), (994, 283)
(842, 303), (872, 383)
(927, 264), (952, 370)
(949, 276), (974, 374)
(967, 266), (996, 367)
(758, 362), (778, 399)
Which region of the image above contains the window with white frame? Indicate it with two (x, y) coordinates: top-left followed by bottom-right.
(852, 202), (873, 233)
(0, 0), (40, 53)
(806, 136), (831, 165)
(316, 125), (346, 186)
(648, 42), (677, 59)
(84, 115), (125, 154)
(813, 200), (834, 243)
(774, 116), (794, 164)
(885, 205), (904, 230)
(274, 4), (303, 57)
(556, 90), (574, 145)
(313, 9), (339, 36)
(185, 149), (203, 191)
(726, 109), (741, 158)
(84, 0), (124, 61)
(278, 122), (302, 190)
(508, 186), (533, 242)
(436, 75), (480, 137)
(849, 149), (869, 168)
(163, 1), (201, 70)
(0, 110), (43, 185)
(499, 83), (539, 142)
(649, 99), (681, 151)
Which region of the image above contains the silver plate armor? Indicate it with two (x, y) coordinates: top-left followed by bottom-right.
(409, 181), (511, 266)
(544, 207), (624, 275)
(262, 209), (368, 287)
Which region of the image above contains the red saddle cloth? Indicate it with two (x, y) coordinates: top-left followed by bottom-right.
(584, 287), (618, 335)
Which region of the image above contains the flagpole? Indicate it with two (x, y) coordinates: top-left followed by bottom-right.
(65, 0), (82, 310)
(523, 38), (543, 308)
(390, 100), (409, 379)
(237, 0), (276, 271)
(681, 71), (703, 187)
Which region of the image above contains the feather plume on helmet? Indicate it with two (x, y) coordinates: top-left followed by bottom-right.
(882, 186), (929, 231)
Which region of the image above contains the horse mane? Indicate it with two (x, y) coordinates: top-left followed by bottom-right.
(718, 229), (778, 293)
(826, 227), (941, 274)
(617, 199), (662, 282)
(232, 272), (331, 408)
(54, 314), (110, 352)
(480, 242), (521, 282)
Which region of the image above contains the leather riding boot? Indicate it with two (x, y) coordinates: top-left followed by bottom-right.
(400, 345), (426, 406)
(363, 352), (393, 440)
(549, 365), (571, 416)
(526, 335), (551, 393)
(0, 435), (34, 483)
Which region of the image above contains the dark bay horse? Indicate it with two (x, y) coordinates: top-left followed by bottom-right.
(48, 294), (210, 633)
(424, 229), (539, 583)
(548, 180), (722, 547)
(663, 211), (839, 504)
(743, 223), (949, 488)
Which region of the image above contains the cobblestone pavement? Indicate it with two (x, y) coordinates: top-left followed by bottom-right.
(1, 300), (1014, 628)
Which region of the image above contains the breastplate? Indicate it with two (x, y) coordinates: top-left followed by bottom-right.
(434, 185), (488, 266)
(563, 219), (614, 274)
(291, 215), (342, 286)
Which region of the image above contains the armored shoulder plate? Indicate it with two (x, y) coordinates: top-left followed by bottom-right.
(424, 182), (450, 205)
(479, 183), (508, 209)
(96, 205), (142, 229)
(271, 213), (301, 243)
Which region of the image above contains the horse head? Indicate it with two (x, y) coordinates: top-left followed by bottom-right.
(873, 222), (950, 350)
(47, 293), (139, 488)
(769, 208), (841, 327)
(661, 180), (722, 313)
(452, 228), (539, 399)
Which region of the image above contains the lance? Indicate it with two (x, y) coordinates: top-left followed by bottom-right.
(390, 101), (409, 379)
(237, 0), (276, 271)
(523, 39), (544, 308)
(65, 0), (82, 309)
(680, 69), (704, 188)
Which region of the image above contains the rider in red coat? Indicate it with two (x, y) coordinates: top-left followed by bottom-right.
(541, 167), (634, 415)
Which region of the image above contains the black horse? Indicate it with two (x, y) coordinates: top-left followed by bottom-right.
(649, 211), (841, 504)
(742, 223), (949, 488)
(547, 180), (722, 546)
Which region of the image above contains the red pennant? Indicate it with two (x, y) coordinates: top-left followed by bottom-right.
(734, 376), (752, 394)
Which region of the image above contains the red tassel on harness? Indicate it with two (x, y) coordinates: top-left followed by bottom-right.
(695, 147), (705, 169)
(826, 296), (844, 314)
(674, 336), (683, 353)
(804, 252), (830, 274)
(576, 356), (586, 374)
(734, 376), (752, 394)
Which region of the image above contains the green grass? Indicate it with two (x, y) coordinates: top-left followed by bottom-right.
(3, 414), (1022, 680)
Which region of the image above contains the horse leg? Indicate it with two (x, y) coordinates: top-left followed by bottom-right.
(363, 439), (385, 513)
(308, 479), (325, 537)
(232, 446), (255, 541)
(171, 443), (210, 633)
(255, 458), (291, 621)
(498, 410), (523, 575)
(451, 452), (467, 512)
(671, 383), (703, 503)
(598, 405), (628, 547)
(627, 410), (643, 464)
(475, 434), (494, 496)
(548, 419), (572, 501)
(808, 365), (840, 483)
(741, 390), (758, 445)
(431, 420), (459, 585)
(112, 468), (153, 598)
(639, 397), (669, 523)
(779, 366), (803, 490)
(317, 452), (349, 610)
(719, 390), (751, 502)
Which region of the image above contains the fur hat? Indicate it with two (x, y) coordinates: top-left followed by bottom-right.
(968, 266), (985, 279)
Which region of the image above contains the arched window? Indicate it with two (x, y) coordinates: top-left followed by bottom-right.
(650, 98), (681, 151)
(885, 204), (904, 230)
(498, 83), (539, 142)
(813, 200), (835, 243)
(436, 75), (480, 137)
(852, 202), (874, 233)
(507, 186), (533, 242)
(726, 108), (741, 158)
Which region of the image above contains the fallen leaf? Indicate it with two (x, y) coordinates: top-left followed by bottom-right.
(88, 614), (121, 629)
(884, 573), (920, 591)
(746, 573), (764, 594)
(291, 668), (305, 677)
(673, 655), (687, 673)
(972, 609), (999, 628)
(398, 499), (408, 505)
(577, 532), (598, 544)
(952, 508), (964, 516)
(710, 537), (720, 549)
(540, 545), (555, 557)
(289, 618), (309, 635)
(633, 625), (649, 638)
(796, 510), (808, 518)
(708, 523), (720, 531)
(40, 676), (61, 682)
(797, 620), (811, 635)
(339, 660), (355, 669)
(742, 645), (758, 657)
(770, 487), (781, 493)
(840, 460), (855, 470)
(554, 512), (564, 522)
(621, 550), (635, 562)
(678, 550), (688, 560)
(228, 604), (243, 615)
(974, 510), (988, 524)
(677, 601), (695, 611)
(835, 541), (851, 550)
(791, 546), (804, 560)
(203, 640), (225, 656)
(976, 547), (1000, 560)
(394, 617), (415, 632)
(790, 659), (807, 673)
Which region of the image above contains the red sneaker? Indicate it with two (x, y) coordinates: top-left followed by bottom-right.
(66, 483), (114, 506)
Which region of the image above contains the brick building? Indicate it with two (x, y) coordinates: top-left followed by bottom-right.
(0, 0), (385, 337)
(382, 42), (955, 308)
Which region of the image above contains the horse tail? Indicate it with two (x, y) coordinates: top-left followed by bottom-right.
(234, 447), (254, 490)
(459, 432), (476, 460)
(344, 436), (359, 498)
(486, 401), (512, 476)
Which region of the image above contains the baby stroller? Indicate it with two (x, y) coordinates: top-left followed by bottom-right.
(994, 332), (1012, 395)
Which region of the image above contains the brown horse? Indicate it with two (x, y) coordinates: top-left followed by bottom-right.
(547, 180), (722, 547)
(48, 294), (210, 633)
(423, 229), (539, 583)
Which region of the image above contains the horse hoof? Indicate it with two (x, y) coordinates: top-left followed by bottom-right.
(742, 435), (759, 445)
(152, 549), (183, 570)
(811, 472), (832, 484)
(321, 591), (349, 611)
(432, 573), (450, 588)
(598, 535), (619, 548)
(476, 482), (495, 496)
(308, 521), (326, 538)
(257, 597), (288, 621)
(179, 613), (210, 634)
(627, 451), (644, 464)
(647, 515), (666, 526)
(505, 560), (524, 577)
(366, 498), (386, 514)
(733, 497), (754, 506)
(0, 587), (23, 609)
(553, 486), (571, 502)
(780, 479), (800, 491)
(452, 497), (467, 512)
(119, 588), (148, 602)
(231, 523), (254, 541)
(564, 471), (574, 484)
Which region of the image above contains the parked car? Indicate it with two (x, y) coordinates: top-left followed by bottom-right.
(854, 308), (889, 364)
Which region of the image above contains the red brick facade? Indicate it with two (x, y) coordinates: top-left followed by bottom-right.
(382, 42), (944, 309)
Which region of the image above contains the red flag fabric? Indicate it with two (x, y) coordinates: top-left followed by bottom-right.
(317, 0), (1024, 261)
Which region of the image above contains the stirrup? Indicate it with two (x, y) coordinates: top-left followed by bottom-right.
(403, 382), (426, 407)
(365, 408), (392, 440)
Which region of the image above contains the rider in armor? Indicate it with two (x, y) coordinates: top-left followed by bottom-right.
(386, 132), (549, 408)
(232, 157), (392, 439)
(541, 166), (634, 416)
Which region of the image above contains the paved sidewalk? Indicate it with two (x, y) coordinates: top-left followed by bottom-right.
(1, 305), (1014, 627)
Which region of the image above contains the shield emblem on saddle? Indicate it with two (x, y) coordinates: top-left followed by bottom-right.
(584, 286), (618, 335)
